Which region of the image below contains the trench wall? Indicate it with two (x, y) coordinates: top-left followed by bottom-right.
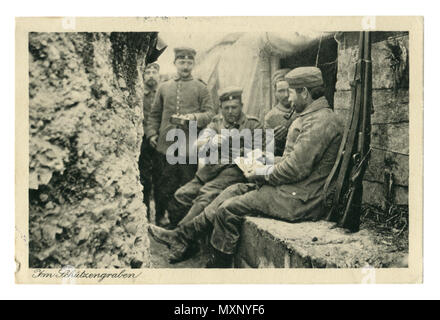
(28, 32), (157, 268)
(334, 32), (409, 209)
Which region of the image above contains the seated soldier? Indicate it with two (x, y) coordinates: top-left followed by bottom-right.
(149, 67), (343, 268)
(165, 86), (263, 233)
(264, 69), (298, 156)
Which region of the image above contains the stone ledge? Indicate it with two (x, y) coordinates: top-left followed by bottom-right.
(235, 217), (408, 268)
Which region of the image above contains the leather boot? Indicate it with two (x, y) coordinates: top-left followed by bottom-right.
(176, 212), (211, 243)
(148, 213), (212, 264)
(178, 201), (206, 226)
(148, 224), (187, 254)
(167, 198), (191, 229)
(206, 246), (233, 268)
(169, 212), (212, 263)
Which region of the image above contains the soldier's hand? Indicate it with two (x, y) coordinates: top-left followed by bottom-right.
(243, 168), (256, 180)
(244, 164), (266, 183)
(274, 125), (287, 139)
(211, 133), (228, 146)
(180, 114), (196, 121)
(244, 170), (264, 183)
(149, 135), (158, 148)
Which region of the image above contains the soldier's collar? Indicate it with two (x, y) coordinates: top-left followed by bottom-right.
(238, 112), (247, 126)
(174, 74), (193, 81)
(275, 103), (292, 114)
(223, 112), (246, 129)
(300, 96), (329, 116)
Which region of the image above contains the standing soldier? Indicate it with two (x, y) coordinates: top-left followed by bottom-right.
(139, 62), (160, 221)
(264, 68), (298, 156)
(146, 47), (215, 226)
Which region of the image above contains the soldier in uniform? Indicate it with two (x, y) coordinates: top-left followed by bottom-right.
(165, 86), (263, 231)
(145, 47), (215, 226)
(264, 68), (298, 156)
(139, 62), (160, 220)
(148, 67), (344, 267)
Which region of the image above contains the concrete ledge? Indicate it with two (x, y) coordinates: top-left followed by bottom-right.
(235, 217), (408, 268)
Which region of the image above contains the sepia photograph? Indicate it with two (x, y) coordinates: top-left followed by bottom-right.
(15, 16), (423, 284)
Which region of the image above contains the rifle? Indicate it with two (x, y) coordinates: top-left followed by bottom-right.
(323, 31), (373, 233)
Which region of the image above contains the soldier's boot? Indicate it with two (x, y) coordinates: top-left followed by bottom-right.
(170, 212), (212, 264)
(205, 247), (233, 268)
(166, 197), (192, 229)
(167, 209), (186, 230)
(148, 224), (186, 251)
(148, 213), (212, 264)
(178, 201), (205, 226)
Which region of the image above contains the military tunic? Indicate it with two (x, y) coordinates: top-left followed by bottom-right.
(264, 103), (298, 156)
(201, 96), (344, 254)
(145, 75), (215, 224)
(139, 87), (157, 219)
(167, 113), (262, 227)
(142, 88), (157, 135)
(196, 113), (263, 182)
(146, 74), (215, 155)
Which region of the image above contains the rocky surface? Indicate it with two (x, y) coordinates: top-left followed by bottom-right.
(236, 217), (408, 268)
(28, 32), (158, 268)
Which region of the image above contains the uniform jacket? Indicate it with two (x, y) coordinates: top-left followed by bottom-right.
(142, 87), (157, 136)
(197, 113), (262, 183)
(145, 74), (215, 155)
(265, 96), (343, 221)
(264, 103), (298, 156)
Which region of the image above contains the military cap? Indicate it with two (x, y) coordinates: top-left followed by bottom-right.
(174, 47), (197, 60)
(145, 62), (160, 71)
(285, 66), (323, 89)
(218, 86), (243, 102)
(272, 68), (291, 86)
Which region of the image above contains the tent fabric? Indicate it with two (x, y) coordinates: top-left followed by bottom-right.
(193, 32), (333, 121)
(258, 31), (328, 57)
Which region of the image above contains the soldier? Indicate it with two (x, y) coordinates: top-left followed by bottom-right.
(148, 67), (344, 267)
(166, 86), (263, 231)
(264, 68), (298, 156)
(146, 47), (215, 226)
(139, 62), (160, 220)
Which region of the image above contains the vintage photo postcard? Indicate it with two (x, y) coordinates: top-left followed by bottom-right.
(15, 16), (423, 284)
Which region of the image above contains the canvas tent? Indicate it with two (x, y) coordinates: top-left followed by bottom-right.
(192, 32), (339, 120)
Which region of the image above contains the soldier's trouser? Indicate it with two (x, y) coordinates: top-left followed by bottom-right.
(168, 167), (246, 226)
(167, 178), (203, 226)
(204, 182), (309, 255)
(154, 152), (198, 224)
(138, 136), (155, 219)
